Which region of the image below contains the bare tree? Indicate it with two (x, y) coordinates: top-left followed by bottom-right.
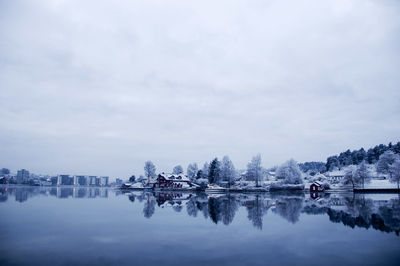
(220, 155), (236, 187)
(172, 165), (184, 175)
(186, 163), (198, 181)
(144, 161), (156, 185)
(389, 159), (400, 189)
(247, 154), (263, 187)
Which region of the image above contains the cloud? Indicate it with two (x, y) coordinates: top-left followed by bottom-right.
(1, 0), (399, 178)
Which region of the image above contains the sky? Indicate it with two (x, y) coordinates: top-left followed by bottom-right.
(1, 0), (399, 179)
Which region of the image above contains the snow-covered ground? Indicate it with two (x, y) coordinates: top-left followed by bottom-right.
(365, 179), (397, 189)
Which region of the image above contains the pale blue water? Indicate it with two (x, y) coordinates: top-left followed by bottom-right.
(0, 186), (399, 266)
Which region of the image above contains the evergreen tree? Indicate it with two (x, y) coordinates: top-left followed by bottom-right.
(129, 175), (136, 182)
(196, 170), (203, 179)
(208, 158), (220, 184)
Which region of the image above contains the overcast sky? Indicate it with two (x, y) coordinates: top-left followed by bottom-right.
(1, 0), (399, 179)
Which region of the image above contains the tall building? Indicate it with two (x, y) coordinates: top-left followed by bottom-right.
(16, 169), (30, 184)
(57, 175), (72, 186)
(73, 175), (87, 186)
(88, 176), (97, 186)
(100, 176), (109, 187)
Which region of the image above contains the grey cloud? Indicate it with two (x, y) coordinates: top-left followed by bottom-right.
(1, 0), (399, 179)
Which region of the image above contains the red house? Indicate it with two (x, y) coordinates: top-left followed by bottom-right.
(152, 173), (196, 189)
(310, 181), (324, 192)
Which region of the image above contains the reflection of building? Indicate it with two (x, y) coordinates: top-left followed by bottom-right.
(100, 176), (109, 187)
(17, 169), (30, 184)
(15, 189), (28, 202)
(100, 188), (108, 198)
(57, 187), (73, 198)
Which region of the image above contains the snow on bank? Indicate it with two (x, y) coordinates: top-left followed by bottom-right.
(365, 179), (397, 189)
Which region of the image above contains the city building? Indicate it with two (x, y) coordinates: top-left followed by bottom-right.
(87, 176), (97, 186)
(73, 175), (87, 186)
(16, 169), (30, 184)
(57, 175), (73, 186)
(100, 176), (109, 187)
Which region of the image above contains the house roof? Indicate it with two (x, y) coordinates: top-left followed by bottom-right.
(157, 173), (190, 182)
(312, 181), (323, 186)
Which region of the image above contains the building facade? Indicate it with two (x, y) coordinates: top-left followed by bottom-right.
(16, 169), (30, 184)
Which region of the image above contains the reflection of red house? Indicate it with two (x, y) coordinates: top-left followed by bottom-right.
(152, 173), (196, 189)
(310, 181), (324, 192)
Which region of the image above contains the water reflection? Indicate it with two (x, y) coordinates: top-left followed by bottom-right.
(0, 186), (109, 202)
(126, 190), (400, 235)
(1, 186), (399, 235)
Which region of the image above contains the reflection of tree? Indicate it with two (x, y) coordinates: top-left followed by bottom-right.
(245, 195), (265, 229)
(208, 197), (221, 224)
(173, 205), (183, 212)
(220, 195), (238, 225)
(0, 188), (8, 202)
(143, 194), (155, 219)
(273, 195), (304, 224)
(123, 190), (400, 235)
(378, 199), (400, 233)
(128, 194), (135, 202)
(186, 197), (198, 217)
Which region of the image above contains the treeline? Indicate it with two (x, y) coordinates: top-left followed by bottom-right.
(326, 141), (400, 171)
(298, 162), (326, 173)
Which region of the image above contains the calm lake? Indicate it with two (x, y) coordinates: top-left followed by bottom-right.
(0, 186), (399, 266)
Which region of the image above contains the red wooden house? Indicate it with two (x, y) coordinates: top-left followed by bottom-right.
(152, 173), (196, 189)
(310, 181), (324, 192)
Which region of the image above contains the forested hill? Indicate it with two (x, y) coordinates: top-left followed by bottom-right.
(325, 141), (400, 171)
(299, 141), (400, 173)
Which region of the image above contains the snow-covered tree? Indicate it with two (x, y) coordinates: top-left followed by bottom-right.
(247, 154), (263, 187)
(186, 163), (198, 181)
(276, 159), (303, 185)
(356, 161), (371, 188)
(389, 159), (400, 189)
(208, 158), (221, 184)
(201, 162), (210, 179)
(172, 165), (184, 175)
(144, 161), (156, 184)
(342, 165), (361, 189)
(220, 155), (236, 187)
(377, 150), (398, 175)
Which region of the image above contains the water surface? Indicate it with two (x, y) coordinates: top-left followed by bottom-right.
(0, 186), (399, 266)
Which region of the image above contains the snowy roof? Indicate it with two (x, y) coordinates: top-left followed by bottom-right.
(157, 173), (190, 182)
(312, 181), (322, 186)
